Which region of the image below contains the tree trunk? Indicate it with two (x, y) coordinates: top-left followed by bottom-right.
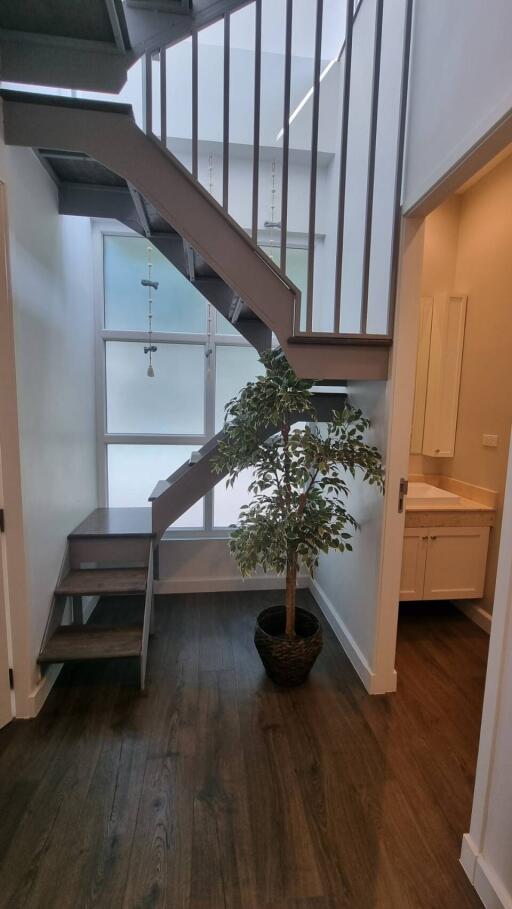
(285, 552), (297, 638)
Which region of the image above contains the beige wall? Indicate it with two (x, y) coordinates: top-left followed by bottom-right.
(410, 154), (512, 614)
(409, 195), (461, 476)
(448, 155), (512, 613)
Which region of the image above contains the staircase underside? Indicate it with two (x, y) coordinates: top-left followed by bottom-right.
(0, 90), (391, 381)
(0, 1), (255, 92)
(41, 148), (271, 351)
(150, 390), (348, 539)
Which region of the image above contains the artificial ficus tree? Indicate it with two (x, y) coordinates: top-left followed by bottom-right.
(213, 348), (384, 638)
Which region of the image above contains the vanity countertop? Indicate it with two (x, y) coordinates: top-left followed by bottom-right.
(405, 481), (496, 528)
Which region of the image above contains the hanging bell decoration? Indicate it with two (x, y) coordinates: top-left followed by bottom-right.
(141, 245), (159, 377)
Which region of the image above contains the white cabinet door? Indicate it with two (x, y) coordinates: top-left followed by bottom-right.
(410, 297), (433, 453)
(423, 526), (490, 600)
(422, 294), (467, 458)
(400, 529), (428, 600)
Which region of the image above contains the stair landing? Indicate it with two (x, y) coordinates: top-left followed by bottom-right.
(69, 507), (153, 538)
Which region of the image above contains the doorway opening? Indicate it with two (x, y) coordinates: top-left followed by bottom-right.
(379, 142), (512, 881)
(400, 144), (512, 634)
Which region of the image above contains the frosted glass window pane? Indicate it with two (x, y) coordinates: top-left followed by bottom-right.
(106, 342), (205, 435)
(216, 311), (238, 335)
(215, 345), (263, 431)
(214, 468), (254, 527)
(261, 245), (308, 329)
(166, 39), (192, 167)
(104, 236), (206, 333)
(108, 445), (204, 529)
(198, 20), (223, 201)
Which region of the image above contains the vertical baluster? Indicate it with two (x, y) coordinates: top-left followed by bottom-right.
(360, 0), (383, 334)
(305, 0), (323, 333)
(160, 47), (167, 147)
(333, 0), (354, 332)
(223, 14), (230, 210)
(280, 0), (293, 275)
(143, 51), (153, 136)
(387, 0), (414, 337)
(252, 0), (262, 242)
(192, 29), (198, 179)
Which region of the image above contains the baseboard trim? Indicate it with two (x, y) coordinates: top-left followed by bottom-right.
(460, 833), (479, 881)
(27, 663), (62, 717)
(461, 835), (512, 909)
(455, 602), (492, 634)
(474, 857), (512, 909)
(460, 833), (512, 909)
(154, 576), (309, 595)
(309, 576), (375, 692)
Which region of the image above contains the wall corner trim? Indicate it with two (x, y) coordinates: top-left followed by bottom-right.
(460, 833), (479, 882)
(461, 835), (512, 909)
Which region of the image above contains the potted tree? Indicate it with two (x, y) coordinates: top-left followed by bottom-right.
(214, 348), (384, 686)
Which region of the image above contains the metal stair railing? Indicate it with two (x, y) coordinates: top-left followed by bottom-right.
(141, 0), (413, 340)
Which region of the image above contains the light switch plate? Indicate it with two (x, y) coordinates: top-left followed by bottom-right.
(483, 434), (498, 448)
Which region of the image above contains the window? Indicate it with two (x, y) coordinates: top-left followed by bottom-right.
(99, 232), (263, 534)
(104, 235), (206, 333)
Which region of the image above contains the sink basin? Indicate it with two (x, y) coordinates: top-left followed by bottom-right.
(406, 482), (460, 507)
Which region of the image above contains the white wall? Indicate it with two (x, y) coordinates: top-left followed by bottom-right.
(0, 140), (97, 716)
(157, 539), (308, 594)
(310, 380), (389, 692)
(403, 0), (512, 213)
(461, 433), (512, 909)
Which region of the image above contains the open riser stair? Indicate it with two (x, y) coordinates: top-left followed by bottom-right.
(38, 509), (155, 689)
(3, 0), (412, 686)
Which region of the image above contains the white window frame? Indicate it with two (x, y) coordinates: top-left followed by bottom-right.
(93, 221), (310, 539)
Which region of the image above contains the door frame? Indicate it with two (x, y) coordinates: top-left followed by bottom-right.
(0, 445), (12, 728)
(460, 429), (512, 903)
(0, 179), (33, 719)
(374, 105), (512, 903)
(372, 107), (512, 694)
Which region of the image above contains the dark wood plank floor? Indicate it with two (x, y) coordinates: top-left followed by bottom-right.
(0, 593), (487, 909)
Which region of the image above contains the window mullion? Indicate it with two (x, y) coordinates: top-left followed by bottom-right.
(204, 304), (216, 532)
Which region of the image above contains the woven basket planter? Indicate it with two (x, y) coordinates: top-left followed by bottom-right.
(254, 605), (323, 686)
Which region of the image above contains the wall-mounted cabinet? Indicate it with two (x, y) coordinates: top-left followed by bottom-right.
(410, 294), (467, 457)
(400, 525), (490, 601)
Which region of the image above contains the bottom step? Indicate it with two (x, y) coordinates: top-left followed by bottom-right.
(38, 625), (142, 664)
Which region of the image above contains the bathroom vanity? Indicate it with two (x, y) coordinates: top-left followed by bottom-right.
(400, 480), (495, 601)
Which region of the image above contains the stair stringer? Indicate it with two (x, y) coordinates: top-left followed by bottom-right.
(57, 180), (271, 350)
(151, 391), (347, 541)
(1, 91), (298, 352)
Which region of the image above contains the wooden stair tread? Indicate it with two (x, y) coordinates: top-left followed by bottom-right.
(69, 508), (153, 539)
(56, 568), (147, 596)
(287, 333), (392, 346)
(38, 626), (142, 663)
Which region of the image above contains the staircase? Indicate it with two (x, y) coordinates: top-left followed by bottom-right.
(38, 509), (155, 689)
(150, 390), (346, 540)
(0, 90), (392, 380)
(1, 0), (413, 685)
(0, 1), (254, 92)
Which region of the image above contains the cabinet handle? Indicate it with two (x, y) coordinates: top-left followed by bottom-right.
(430, 535), (437, 541)
(421, 535), (428, 541)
